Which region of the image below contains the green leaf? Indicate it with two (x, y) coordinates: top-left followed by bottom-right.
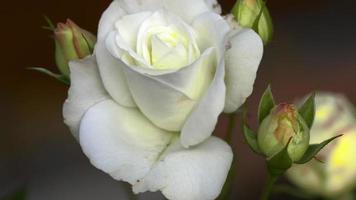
(295, 135), (342, 164)
(298, 93), (315, 129)
(29, 67), (70, 85)
(266, 138), (293, 176)
(242, 123), (262, 154)
(258, 85), (275, 124)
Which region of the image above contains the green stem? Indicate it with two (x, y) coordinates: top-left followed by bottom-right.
(217, 157), (237, 200)
(217, 113), (238, 200)
(260, 175), (278, 200)
(226, 113), (238, 144)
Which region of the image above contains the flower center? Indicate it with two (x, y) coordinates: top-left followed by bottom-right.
(114, 10), (201, 70)
(141, 25), (193, 69)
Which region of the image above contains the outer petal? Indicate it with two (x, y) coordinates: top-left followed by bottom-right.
(204, 0), (222, 14)
(63, 56), (109, 139)
(149, 48), (215, 100)
(115, 0), (163, 14)
(114, 11), (152, 50)
(79, 100), (175, 184)
(79, 100), (233, 200)
(180, 12), (230, 147)
(96, 1), (167, 108)
(97, 0), (163, 41)
(95, 42), (136, 107)
(192, 12), (230, 59)
(133, 136), (233, 200)
(102, 0), (220, 23)
(181, 59), (225, 147)
(224, 29), (263, 113)
(163, 0), (211, 23)
(96, 1), (136, 107)
(98, 1), (126, 41)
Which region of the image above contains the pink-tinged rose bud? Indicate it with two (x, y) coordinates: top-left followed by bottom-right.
(54, 19), (96, 77)
(258, 103), (310, 161)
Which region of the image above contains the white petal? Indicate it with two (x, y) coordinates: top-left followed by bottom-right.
(95, 41), (136, 107)
(204, 0), (222, 14)
(163, 0), (211, 22)
(115, 11), (152, 50)
(116, 0), (163, 14)
(79, 100), (233, 199)
(133, 136), (233, 200)
(181, 58), (226, 147)
(98, 0), (163, 41)
(224, 29), (263, 113)
(133, 10), (200, 69)
(79, 100), (175, 184)
(150, 47), (216, 100)
(192, 12), (231, 59)
(151, 35), (174, 62)
(123, 49), (216, 132)
(180, 12), (230, 147)
(107, 30), (150, 68)
(123, 68), (194, 132)
(63, 56), (109, 139)
(153, 43), (189, 69)
(98, 1), (126, 41)
(163, 0), (221, 19)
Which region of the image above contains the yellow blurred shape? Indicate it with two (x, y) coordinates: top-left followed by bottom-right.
(315, 104), (333, 122)
(327, 131), (356, 194)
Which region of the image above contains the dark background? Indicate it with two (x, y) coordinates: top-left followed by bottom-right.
(1, 0), (356, 199)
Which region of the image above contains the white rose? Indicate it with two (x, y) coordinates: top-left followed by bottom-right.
(63, 0), (263, 199)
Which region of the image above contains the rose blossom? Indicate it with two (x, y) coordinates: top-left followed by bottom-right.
(63, 0), (263, 199)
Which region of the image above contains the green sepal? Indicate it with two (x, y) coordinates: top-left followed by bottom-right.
(252, 0), (266, 31)
(232, 0), (273, 45)
(295, 135), (342, 164)
(42, 15), (55, 31)
(266, 138), (293, 176)
(242, 123), (262, 154)
(29, 67), (70, 85)
(258, 85), (275, 124)
(298, 93), (315, 129)
(255, 0), (274, 45)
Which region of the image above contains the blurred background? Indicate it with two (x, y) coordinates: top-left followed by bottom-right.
(1, 0), (356, 199)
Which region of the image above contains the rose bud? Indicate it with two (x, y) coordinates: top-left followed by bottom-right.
(232, 0), (273, 45)
(257, 103), (310, 162)
(54, 19), (96, 77)
(287, 93), (356, 198)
